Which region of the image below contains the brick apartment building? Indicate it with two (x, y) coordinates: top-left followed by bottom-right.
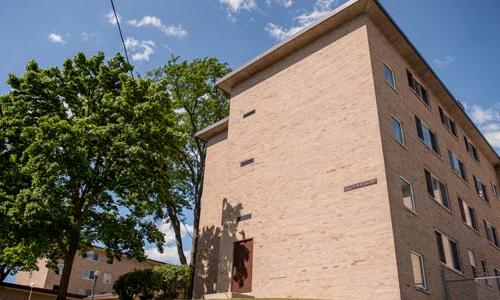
(15, 247), (162, 297)
(192, 0), (500, 299)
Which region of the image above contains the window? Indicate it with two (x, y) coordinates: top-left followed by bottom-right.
(439, 107), (457, 136)
(400, 177), (415, 212)
(410, 251), (427, 290)
(458, 198), (478, 231)
(448, 150), (467, 181)
(492, 182), (499, 198)
(82, 269), (97, 280)
(435, 231), (462, 272)
(103, 273), (112, 284)
(384, 64), (396, 89)
(391, 116), (404, 145)
(495, 268), (500, 291)
(86, 251), (100, 262)
(481, 258), (491, 287)
(425, 170), (450, 209)
(464, 136), (480, 162)
(483, 219), (499, 247)
(415, 116), (439, 154)
(407, 69), (430, 106)
(473, 176), (489, 202)
(468, 250), (478, 279)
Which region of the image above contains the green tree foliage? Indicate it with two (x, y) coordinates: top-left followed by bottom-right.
(153, 264), (191, 299)
(149, 57), (230, 287)
(113, 265), (190, 300)
(0, 52), (170, 299)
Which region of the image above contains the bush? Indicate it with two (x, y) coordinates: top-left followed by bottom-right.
(113, 265), (191, 300)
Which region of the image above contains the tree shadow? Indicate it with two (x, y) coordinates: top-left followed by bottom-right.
(193, 198), (244, 298)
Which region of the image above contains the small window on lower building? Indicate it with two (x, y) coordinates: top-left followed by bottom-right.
(410, 251), (427, 290)
(473, 176), (489, 202)
(103, 273), (112, 284)
(400, 177), (415, 212)
(391, 116), (404, 145)
(435, 230), (462, 272)
(468, 250), (478, 279)
(483, 219), (499, 247)
(491, 182), (499, 198)
(425, 170), (450, 210)
(458, 198), (478, 231)
(481, 258), (492, 287)
(384, 64), (396, 89)
(495, 268), (500, 291)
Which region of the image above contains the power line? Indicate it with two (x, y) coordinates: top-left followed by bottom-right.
(110, 0), (134, 79)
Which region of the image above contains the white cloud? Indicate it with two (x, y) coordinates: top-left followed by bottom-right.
(47, 33), (65, 44)
(433, 55), (456, 68)
(106, 10), (121, 25)
(124, 37), (156, 61)
(465, 102), (500, 150)
(145, 221), (193, 264)
(266, 0), (338, 40)
(127, 16), (188, 38)
(265, 0), (294, 7)
(219, 0), (257, 13)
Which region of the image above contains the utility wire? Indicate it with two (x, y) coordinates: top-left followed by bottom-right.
(110, 0), (134, 79)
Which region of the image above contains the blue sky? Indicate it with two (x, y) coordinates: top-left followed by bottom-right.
(1, 0), (500, 265)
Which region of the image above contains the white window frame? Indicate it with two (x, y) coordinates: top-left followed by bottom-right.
(400, 177), (415, 212)
(86, 251), (100, 262)
(448, 150), (467, 181)
(391, 115), (405, 145)
(384, 63), (396, 90)
(82, 269), (96, 280)
(103, 273), (112, 284)
(410, 251), (427, 290)
(416, 116), (440, 154)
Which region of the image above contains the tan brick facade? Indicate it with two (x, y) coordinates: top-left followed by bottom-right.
(193, 0), (500, 299)
(15, 248), (162, 296)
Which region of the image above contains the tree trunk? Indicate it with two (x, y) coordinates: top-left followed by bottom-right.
(166, 205), (187, 265)
(186, 165), (204, 299)
(56, 245), (78, 300)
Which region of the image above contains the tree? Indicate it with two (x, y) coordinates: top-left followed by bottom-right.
(149, 57), (230, 294)
(153, 264), (191, 299)
(0, 52), (169, 300)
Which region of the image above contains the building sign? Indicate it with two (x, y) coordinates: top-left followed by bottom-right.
(344, 178), (377, 192)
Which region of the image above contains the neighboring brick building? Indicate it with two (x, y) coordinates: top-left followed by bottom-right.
(193, 0), (500, 299)
(15, 247), (163, 297)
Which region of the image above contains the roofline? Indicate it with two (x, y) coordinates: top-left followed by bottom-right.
(195, 117), (229, 142)
(89, 245), (167, 265)
(214, 0), (498, 161)
(216, 0), (363, 94)
(369, 0), (499, 161)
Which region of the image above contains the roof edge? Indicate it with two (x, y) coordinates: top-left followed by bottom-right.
(195, 117), (229, 142)
(216, 0), (364, 94)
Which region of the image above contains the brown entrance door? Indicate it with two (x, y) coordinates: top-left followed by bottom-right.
(231, 239), (253, 293)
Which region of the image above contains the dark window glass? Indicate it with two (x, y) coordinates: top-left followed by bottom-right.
(425, 170), (434, 197)
(449, 240), (462, 272)
(458, 198), (466, 222)
(435, 231), (446, 264)
(469, 207), (478, 231)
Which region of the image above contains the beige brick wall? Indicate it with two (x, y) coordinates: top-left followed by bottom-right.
(366, 18), (500, 300)
(194, 15), (401, 300)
